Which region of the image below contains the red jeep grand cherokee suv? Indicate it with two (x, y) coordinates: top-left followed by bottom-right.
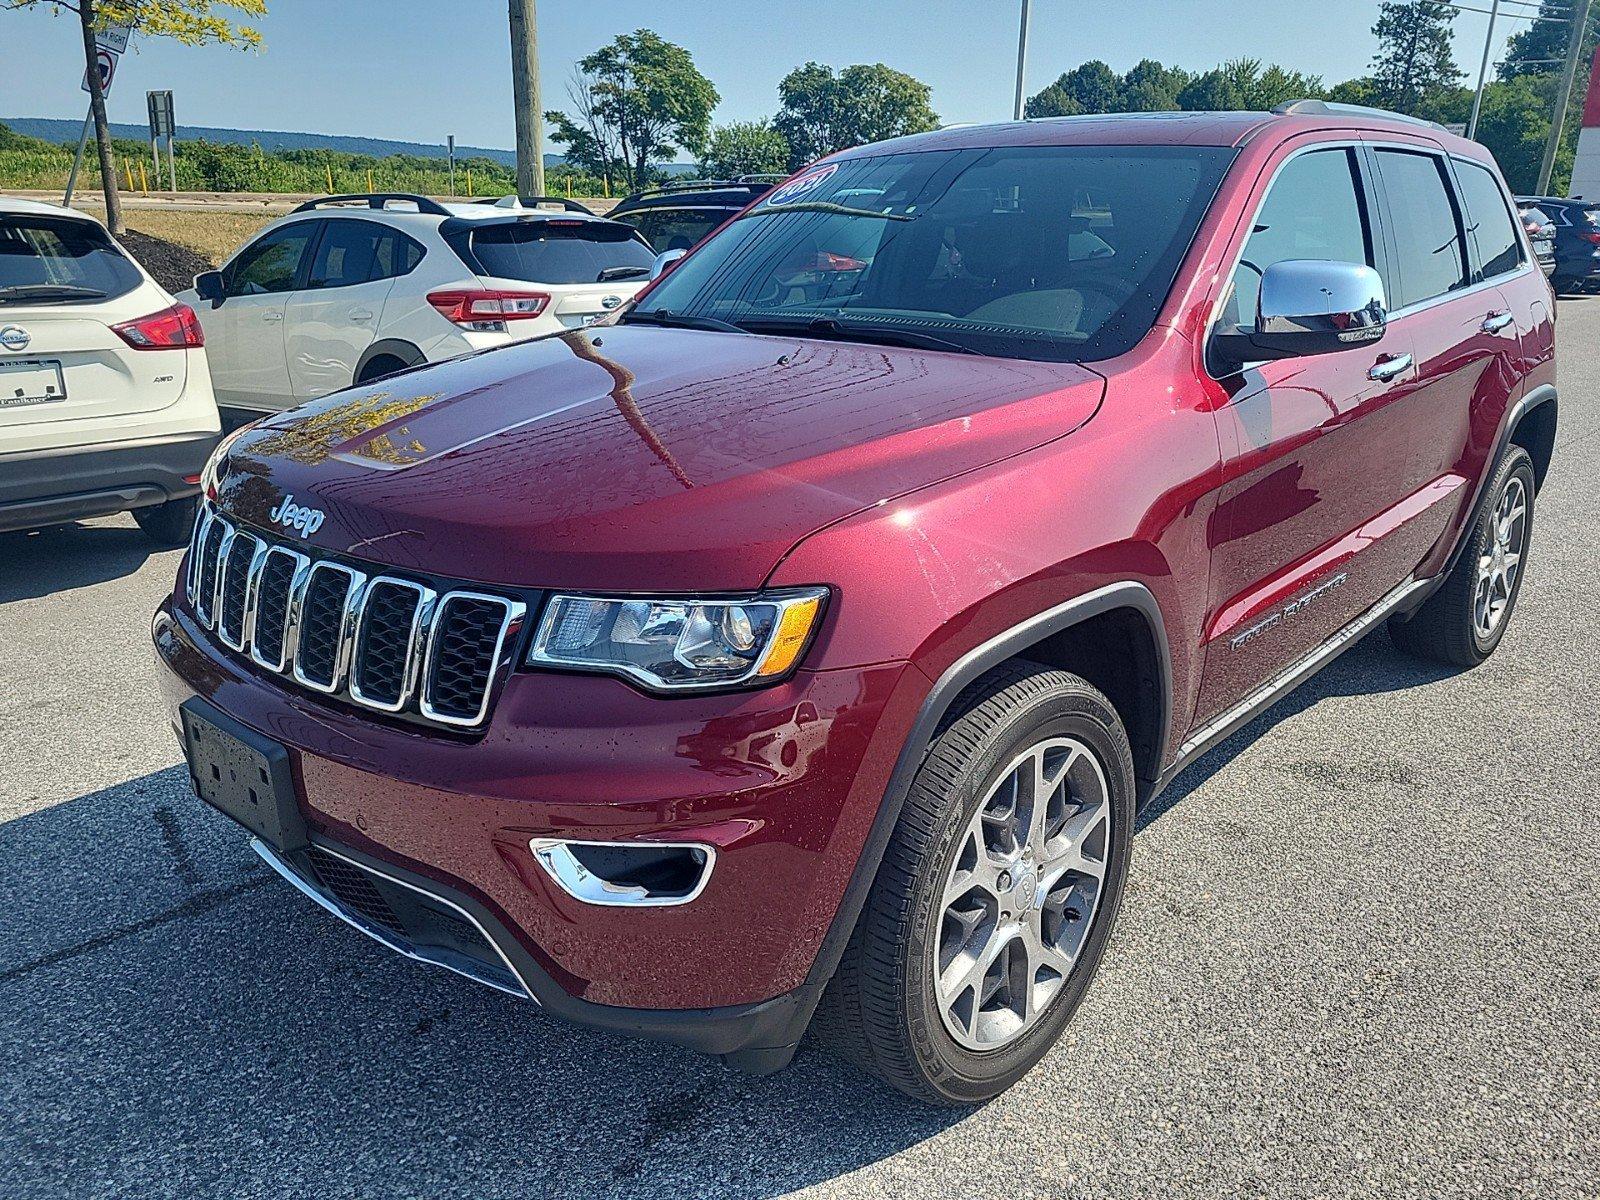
(152, 102), (1556, 1104)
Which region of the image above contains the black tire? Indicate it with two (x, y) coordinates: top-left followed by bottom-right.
(1390, 445), (1536, 668)
(1551, 276), (1578, 296)
(816, 662), (1135, 1105)
(132, 496), (198, 548)
(356, 354), (410, 385)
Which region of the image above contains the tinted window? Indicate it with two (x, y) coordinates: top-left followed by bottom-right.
(466, 221), (654, 284)
(1375, 150), (1469, 307)
(1221, 148), (1372, 333)
(227, 223), (316, 295)
(0, 215), (143, 301)
(634, 145), (1235, 363)
(614, 207), (729, 252)
(307, 219), (389, 288)
(373, 229), (425, 278)
(1455, 160), (1523, 279)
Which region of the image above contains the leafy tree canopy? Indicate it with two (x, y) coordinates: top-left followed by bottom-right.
(1370, 0), (1461, 113)
(4, 0), (265, 47)
(774, 61), (938, 169)
(697, 120), (789, 178)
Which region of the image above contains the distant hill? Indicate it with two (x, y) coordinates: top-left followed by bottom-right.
(2, 116), (697, 174)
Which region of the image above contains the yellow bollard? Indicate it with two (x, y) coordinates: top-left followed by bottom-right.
(325, 163), (335, 193)
(138, 161), (149, 194)
(367, 168), (374, 192)
(566, 177), (572, 198)
(466, 167), (473, 197)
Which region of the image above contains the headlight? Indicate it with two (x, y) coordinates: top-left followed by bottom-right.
(527, 588), (827, 691)
(200, 425), (248, 497)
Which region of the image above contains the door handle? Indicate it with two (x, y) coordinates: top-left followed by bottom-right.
(262, 311), (283, 323)
(1481, 310), (1515, 334)
(350, 309), (374, 323)
(1368, 352), (1413, 382)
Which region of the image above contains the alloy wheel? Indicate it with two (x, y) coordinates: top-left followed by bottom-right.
(1474, 475), (1528, 641)
(934, 736), (1111, 1051)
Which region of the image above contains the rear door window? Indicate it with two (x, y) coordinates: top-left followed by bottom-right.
(0, 215), (143, 302)
(1454, 159), (1523, 279)
(614, 207), (731, 252)
(226, 222), (317, 295)
(1373, 149), (1470, 308)
(305, 218), (390, 289)
(463, 221), (654, 284)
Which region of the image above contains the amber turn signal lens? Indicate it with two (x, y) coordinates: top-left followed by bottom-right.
(756, 594), (823, 677)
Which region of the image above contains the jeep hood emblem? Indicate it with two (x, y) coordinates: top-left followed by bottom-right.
(270, 494), (325, 539)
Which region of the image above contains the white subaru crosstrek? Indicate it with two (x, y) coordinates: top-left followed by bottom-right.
(177, 194), (657, 421)
(0, 196), (219, 546)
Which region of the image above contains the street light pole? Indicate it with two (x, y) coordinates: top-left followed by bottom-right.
(1012, 0), (1032, 120)
(1467, 0), (1501, 141)
(509, 0), (546, 198)
(1538, 0), (1595, 196)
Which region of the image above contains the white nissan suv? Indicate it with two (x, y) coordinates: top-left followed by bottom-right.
(178, 194), (657, 421)
(0, 197), (219, 545)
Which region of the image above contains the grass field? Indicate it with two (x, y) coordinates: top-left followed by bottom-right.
(120, 210), (274, 266)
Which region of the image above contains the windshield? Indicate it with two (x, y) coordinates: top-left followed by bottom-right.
(632, 145), (1234, 362)
(459, 220), (654, 284)
(0, 215), (143, 302)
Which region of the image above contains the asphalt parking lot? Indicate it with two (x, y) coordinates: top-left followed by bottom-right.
(3, 302), (1598, 1200)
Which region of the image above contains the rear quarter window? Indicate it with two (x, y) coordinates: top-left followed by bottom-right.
(461, 221), (654, 284)
(1455, 160), (1523, 279)
(0, 215), (144, 301)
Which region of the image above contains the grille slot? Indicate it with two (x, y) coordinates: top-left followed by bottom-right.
(193, 516), (228, 626)
(217, 532), (263, 650)
(249, 548), (305, 672)
(294, 562), (360, 692)
(181, 504), (522, 730)
(351, 578), (429, 710)
(423, 593), (517, 726)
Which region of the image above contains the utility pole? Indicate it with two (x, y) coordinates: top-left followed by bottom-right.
(1012, 0), (1032, 120)
(508, 0), (545, 198)
(75, 0), (122, 232)
(1538, 0), (1595, 196)
(1467, 0), (1501, 141)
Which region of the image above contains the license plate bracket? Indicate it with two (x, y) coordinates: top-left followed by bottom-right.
(180, 697), (307, 852)
(0, 359), (67, 409)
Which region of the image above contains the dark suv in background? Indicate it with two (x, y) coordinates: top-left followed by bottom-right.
(607, 177), (783, 252)
(1517, 194), (1600, 292)
(155, 102), (1555, 1105)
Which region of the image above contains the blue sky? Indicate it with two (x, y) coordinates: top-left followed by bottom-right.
(3, 0), (1519, 153)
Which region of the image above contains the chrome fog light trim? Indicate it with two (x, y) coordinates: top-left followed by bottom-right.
(528, 838), (717, 907)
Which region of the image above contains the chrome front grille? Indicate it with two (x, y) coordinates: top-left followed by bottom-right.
(185, 505), (525, 730)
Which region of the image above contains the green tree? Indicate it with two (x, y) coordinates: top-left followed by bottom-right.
(4, 0), (265, 232)
(546, 29), (718, 193)
(1024, 83), (1083, 119)
(697, 120), (789, 178)
(1500, 1), (1600, 80)
(1177, 67), (1247, 111)
(773, 62), (938, 169)
(1370, 0), (1462, 114)
(1120, 59), (1191, 111)
(1475, 74), (1575, 192)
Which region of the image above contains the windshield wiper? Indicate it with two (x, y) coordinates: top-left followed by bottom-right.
(736, 202), (912, 222)
(0, 284), (108, 303)
(597, 265), (651, 282)
(620, 307), (744, 334)
(735, 314), (982, 356)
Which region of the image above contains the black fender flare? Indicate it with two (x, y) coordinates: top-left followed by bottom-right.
(353, 339), (426, 384)
(773, 582), (1172, 1049)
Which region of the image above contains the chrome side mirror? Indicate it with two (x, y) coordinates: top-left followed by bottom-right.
(1214, 259), (1387, 368)
(650, 248), (687, 280)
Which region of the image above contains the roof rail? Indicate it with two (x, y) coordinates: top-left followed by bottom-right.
(622, 178), (767, 200)
(291, 193), (455, 217)
(475, 195), (596, 215)
(737, 173), (788, 183)
(1271, 99), (1449, 134)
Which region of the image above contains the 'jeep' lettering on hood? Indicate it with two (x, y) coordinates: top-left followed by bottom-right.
(270, 495), (325, 539)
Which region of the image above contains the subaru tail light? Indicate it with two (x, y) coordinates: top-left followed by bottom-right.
(426, 289), (551, 326)
(112, 303), (204, 349)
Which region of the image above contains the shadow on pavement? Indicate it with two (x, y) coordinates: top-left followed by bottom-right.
(0, 764), (964, 1200)
(0, 521), (163, 604)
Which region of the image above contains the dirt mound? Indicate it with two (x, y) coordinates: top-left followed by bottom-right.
(117, 228), (211, 294)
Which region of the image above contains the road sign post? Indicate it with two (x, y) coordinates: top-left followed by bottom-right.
(148, 91), (177, 194)
(65, 22), (132, 206)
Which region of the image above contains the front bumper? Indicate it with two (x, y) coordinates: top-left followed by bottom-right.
(152, 597), (920, 1062)
(0, 431), (215, 533)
